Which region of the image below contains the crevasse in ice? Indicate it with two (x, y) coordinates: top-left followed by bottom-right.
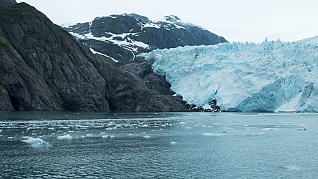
(139, 36), (318, 112)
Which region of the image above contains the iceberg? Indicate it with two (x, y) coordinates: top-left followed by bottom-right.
(22, 137), (50, 148)
(57, 134), (73, 140)
(140, 36), (318, 112)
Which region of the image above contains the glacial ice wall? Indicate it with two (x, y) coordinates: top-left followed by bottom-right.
(140, 36), (318, 112)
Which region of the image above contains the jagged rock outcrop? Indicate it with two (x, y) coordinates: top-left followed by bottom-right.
(0, 44), (64, 111)
(65, 14), (228, 96)
(120, 58), (174, 95)
(0, 0), (16, 11)
(91, 56), (185, 112)
(0, 2), (187, 112)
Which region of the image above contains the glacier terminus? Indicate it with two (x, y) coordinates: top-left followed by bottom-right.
(140, 36), (318, 112)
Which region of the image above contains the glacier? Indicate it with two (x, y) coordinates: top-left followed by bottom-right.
(139, 36), (318, 112)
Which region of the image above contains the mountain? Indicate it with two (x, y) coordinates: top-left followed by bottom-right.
(0, 1), (187, 112)
(64, 14), (227, 64)
(64, 14), (227, 97)
(140, 37), (318, 112)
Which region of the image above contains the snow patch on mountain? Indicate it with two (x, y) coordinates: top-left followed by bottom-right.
(70, 31), (150, 52)
(140, 36), (318, 112)
(67, 14), (205, 54)
(90, 48), (118, 62)
(142, 23), (160, 29)
(152, 15), (188, 30)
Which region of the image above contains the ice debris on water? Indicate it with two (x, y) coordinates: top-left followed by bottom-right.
(57, 134), (72, 140)
(22, 137), (50, 148)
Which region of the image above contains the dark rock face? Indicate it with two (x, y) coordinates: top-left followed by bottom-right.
(65, 14), (228, 97)
(0, 3), (108, 111)
(120, 58), (174, 95)
(90, 56), (186, 112)
(0, 48), (64, 111)
(91, 15), (142, 35)
(0, 2), (187, 112)
(0, 0), (16, 11)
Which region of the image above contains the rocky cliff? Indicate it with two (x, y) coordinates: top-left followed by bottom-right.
(0, 0), (16, 11)
(0, 2), (187, 112)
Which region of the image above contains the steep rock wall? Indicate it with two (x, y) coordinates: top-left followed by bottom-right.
(0, 2), (187, 112)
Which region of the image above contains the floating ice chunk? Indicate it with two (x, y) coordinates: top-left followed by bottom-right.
(202, 133), (223, 136)
(143, 135), (151, 138)
(22, 137), (41, 144)
(284, 165), (301, 171)
(102, 135), (109, 138)
(57, 134), (72, 140)
(262, 128), (279, 131)
(22, 137), (50, 148)
(252, 132), (265, 136)
(102, 135), (115, 139)
(170, 142), (177, 144)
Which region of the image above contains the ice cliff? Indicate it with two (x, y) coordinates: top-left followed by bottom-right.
(140, 36), (318, 112)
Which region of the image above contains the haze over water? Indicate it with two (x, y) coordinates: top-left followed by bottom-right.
(1, 112), (317, 178)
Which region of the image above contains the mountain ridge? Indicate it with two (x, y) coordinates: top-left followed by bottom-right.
(64, 13), (227, 63)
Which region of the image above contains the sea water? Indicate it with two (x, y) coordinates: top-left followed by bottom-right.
(0, 111), (317, 178)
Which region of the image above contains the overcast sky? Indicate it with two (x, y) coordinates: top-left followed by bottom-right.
(16, 0), (318, 43)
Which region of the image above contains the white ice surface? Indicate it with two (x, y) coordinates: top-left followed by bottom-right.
(140, 36), (318, 112)
(22, 137), (50, 148)
(57, 134), (73, 140)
